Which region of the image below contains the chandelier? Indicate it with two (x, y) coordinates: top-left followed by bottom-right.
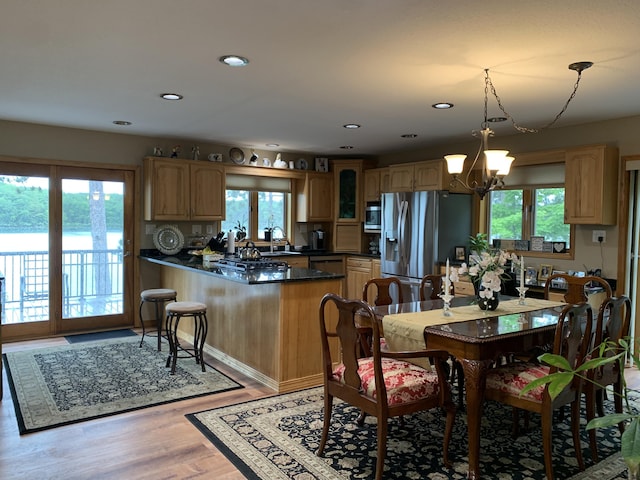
(445, 61), (593, 199)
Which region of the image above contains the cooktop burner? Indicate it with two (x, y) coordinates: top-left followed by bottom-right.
(214, 258), (289, 272)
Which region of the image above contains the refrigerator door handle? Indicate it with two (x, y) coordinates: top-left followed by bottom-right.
(398, 200), (409, 267)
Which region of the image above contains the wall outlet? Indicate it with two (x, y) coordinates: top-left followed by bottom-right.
(206, 225), (214, 234)
(145, 224), (156, 235)
(592, 230), (606, 243)
(192, 225), (202, 234)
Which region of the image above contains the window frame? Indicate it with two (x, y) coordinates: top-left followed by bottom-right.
(223, 188), (290, 242)
(487, 184), (575, 260)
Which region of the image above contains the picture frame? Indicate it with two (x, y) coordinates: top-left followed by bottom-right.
(525, 267), (538, 286)
(538, 264), (553, 281)
(454, 246), (466, 261)
(315, 157), (328, 172)
(530, 236), (545, 252)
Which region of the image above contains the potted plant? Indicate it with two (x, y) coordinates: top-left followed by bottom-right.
(522, 338), (640, 479)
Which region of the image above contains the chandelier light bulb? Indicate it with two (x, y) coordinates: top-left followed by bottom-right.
(444, 154), (467, 175)
(484, 150), (510, 172)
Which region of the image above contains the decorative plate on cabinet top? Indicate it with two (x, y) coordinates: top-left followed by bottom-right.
(229, 147), (245, 164)
(153, 225), (185, 255)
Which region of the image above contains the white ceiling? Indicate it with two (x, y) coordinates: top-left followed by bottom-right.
(2, 0), (640, 156)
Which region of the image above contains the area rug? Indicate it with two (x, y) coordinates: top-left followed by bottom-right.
(187, 387), (634, 480)
(3, 336), (243, 434)
(64, 328), (138, 343)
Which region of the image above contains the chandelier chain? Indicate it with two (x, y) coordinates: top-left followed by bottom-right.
(485, 69), (586, 133)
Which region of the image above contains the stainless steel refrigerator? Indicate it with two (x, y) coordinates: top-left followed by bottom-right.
(380, 191), (472, 302)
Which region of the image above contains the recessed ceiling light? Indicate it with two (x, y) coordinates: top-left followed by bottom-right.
(343, 124), (361, 129)
(160, 93), (183, 100)
(339, 145), (354, 150)
(432, 102), (454, 109)
(401, 134), (417, 138)
(266, 143), (279, 147)
(219, 55), (250, 67)
(112, 120), (132, 126)
(488, 117), (507, 123)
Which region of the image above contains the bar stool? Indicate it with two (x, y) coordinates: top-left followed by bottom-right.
(139, 288), (177, 351)
(165, 301), (208, 375)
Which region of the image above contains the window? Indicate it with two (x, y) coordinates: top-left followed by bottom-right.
(488, 186), (572, 251)
(221, 173), (292, 241)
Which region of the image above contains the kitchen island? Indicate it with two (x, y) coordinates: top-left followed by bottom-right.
(140, 253), (343, 392)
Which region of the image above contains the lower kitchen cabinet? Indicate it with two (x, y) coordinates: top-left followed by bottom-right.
(346, 256), (376, 300)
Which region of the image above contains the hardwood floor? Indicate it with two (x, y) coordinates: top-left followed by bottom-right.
(0, 334), (276, 480)
(2, 335), (639, 480)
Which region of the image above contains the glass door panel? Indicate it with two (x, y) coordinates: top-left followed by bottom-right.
(61, 179), (124, 319)
(0, 174), (51, 327)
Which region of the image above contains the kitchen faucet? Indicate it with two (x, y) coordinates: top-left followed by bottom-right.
(270, 226), (285, 253)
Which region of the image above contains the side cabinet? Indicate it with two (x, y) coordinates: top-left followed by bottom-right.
(564, 145), (619, 225)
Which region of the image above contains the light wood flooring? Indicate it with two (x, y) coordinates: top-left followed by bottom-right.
(2, 335), (639, 480)
(0, 334), (276, 480)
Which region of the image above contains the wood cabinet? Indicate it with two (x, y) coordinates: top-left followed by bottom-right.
(333, 160), (363, 223)
(296, 172), (333, 222)
(564, 145), (619, 225)
(371, 258), (381, 278)
(144, 157), (225, 221)
(364, 167), (388, 202)
(268, 254), (309, 268)
(388, 159), (471, 193)
(346, 256), (373, 299)
(334, 224), (362, 252)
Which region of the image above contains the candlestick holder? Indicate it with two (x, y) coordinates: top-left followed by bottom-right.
(516, 286), (528, 305)
(440, 293), (454, 316)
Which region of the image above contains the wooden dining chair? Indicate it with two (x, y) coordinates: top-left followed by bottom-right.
(317, 293), (456, 480)
(359, 277), (404, 357)
(543, 273), (612, 306)
(419, 274), (454, 301)
(363, 276), (404, 307)
(584, 295), (631, 461)
(484, 302), (593, 480)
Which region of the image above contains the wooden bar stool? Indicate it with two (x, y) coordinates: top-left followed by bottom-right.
(165, 301), (208, 375)
(139, 288), (177, 351)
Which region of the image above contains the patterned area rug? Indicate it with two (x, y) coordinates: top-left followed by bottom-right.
(187, 387), (633, 480)
(3, 336), (243, 434)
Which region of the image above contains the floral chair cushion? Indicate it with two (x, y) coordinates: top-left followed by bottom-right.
(485, 362), (551, 402)
(333, 357), (441, 405)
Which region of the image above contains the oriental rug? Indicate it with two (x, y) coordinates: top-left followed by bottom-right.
(3, 336), (243, 434)
(187, 386), (634, 480)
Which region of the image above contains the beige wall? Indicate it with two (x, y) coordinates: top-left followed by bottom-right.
(2, 115), (638, 287)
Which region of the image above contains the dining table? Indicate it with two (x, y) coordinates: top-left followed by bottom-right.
(374, 295), (567, 480)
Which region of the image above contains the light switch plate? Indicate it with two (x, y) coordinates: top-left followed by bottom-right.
(145, 224), (156, 235)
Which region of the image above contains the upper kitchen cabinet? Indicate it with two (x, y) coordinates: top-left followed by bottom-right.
(564, 145), (619, 225)
(296, 172), (333, 222)
(333, 160), (364, 223)
(364, 167), (389, 202)
(144, 157), (225, 221)
(387, 159), (450, 192)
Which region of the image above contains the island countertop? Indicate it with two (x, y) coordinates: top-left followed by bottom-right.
(139, 252), (344, 285)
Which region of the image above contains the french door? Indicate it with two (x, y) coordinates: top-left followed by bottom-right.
(0, 160), (136, 340)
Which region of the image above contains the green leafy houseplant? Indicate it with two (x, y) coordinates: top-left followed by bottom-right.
(522, 338), (640, 478)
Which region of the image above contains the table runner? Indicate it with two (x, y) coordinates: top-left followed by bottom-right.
(382, 298), (566, 368)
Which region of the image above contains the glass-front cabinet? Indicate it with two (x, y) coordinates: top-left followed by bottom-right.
(333, 160), (363, 223)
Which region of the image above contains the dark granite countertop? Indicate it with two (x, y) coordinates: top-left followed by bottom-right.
(139, 252), (344, 285)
